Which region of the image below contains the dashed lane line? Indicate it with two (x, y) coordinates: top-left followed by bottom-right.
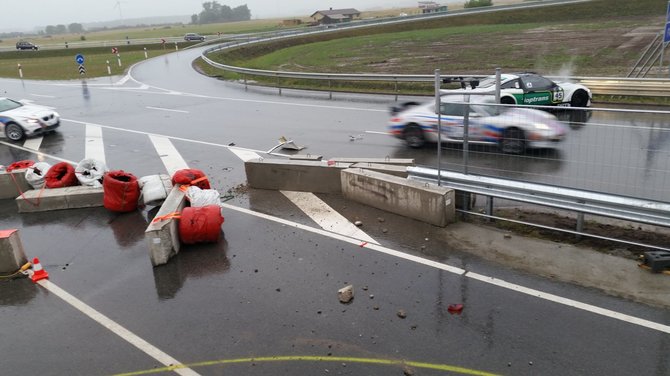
(148, 135), (189, 176)
(281, 190), (378, 245)
(146, 106), (189, 114)
(85, 124), (106, 164)
(23, 136), (43, 151)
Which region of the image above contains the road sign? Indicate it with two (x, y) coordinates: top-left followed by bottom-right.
(111, 47), (118, 54)
(75, 54), (85, 65)
(78, 64), (86, 75)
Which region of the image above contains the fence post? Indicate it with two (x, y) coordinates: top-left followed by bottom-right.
(486, 196), (494, 222)
(576, 211), (585, 239)
(244, 74), (247, 91)
(434, 69), (442, 187)
(463, 94), (471, 175)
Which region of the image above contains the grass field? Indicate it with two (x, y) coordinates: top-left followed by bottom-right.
(201, 0), (667, 78)
(0, 44), (175, 80)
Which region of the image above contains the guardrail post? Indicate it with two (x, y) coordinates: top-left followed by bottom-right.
(244, 75), (247, 91)
(277, 73), (282, 96)
(394, 78), (398, 102)
(576, 212), (585, 239)
(486, 196), (494, 221)
(328, 79), (332, 100)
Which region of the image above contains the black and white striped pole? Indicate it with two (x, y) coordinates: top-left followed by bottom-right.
(106, 60), (111, 75)
(144, 47), (148, 59)
(117, 53), (122, 67)
(17, 63), (23, 79)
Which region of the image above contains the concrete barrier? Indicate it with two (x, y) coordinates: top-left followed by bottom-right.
(0, 229), (28, 274)
(16, 186), (103, 213)
(341, 168), (455, 227)
(350, 163), (408, 178)
(145, 186), (186, 266)
(0, 170), (31, 199)
(245, 158), (351, 193)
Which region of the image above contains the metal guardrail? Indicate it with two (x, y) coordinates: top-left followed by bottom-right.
(407, 168), (670, 250)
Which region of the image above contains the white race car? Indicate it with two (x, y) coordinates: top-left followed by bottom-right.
(442, 73), (592, 108)
(0, 98), (60, 141)
(389, 97), (567, 154)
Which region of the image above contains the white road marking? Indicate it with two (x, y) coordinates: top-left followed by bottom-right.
(465, 272), (670, 334)
(30, 94), (56, 98)
(221, 202), (670, 335)
(149, 134), (188, 176)
(85, 124), (106, 164)
(37, 280), (201, 376)
(23, 136), (43, 151)
(365, 130), (390, 135)
(146, 106), (189, 114)
(228, 148), (261, 162)
(281, 191), (378, 244)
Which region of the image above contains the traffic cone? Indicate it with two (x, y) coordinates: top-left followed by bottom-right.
(30, 257), (49, 283)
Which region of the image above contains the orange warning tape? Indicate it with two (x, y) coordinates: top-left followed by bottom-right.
(151, 212), (181, 223)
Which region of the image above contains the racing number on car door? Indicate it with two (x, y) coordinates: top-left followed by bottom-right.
(553, 88), (565, 103)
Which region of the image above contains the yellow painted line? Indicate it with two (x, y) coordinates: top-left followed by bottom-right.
(112, 355), (500, 376)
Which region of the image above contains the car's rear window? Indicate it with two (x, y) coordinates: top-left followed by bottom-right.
(0, 98), (22, 112)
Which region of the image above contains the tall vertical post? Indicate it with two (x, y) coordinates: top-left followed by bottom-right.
(144, 47), (148, 59)
(463, 94), (470, 175)
(17, 64), (23, 79)
(495, 67), (501, 113)
(434, 69), (442, 187)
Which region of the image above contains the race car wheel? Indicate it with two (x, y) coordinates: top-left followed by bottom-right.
(500, 128), (525, 154)
(4, 123), (25, 142)
(404, 124), (425, 148)
(501, 97), (516, 105)
(570, 90), (589, 107)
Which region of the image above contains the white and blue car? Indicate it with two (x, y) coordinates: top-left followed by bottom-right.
(0, 98), (60, 141)
(388, 98), (567, 154)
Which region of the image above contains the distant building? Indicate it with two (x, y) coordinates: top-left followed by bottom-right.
(310, 8), (361, 25)
(418, 1), (448, 13)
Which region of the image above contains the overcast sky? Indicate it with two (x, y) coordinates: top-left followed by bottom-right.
(4, 0), (463, 32)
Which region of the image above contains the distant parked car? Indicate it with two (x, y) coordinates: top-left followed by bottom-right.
(0, 98), (60, 141)
(184, 33), (205, 42)
(16, 41), (38, 50)
(388, 97), (566, 154)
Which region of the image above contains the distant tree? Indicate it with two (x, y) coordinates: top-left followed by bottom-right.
(196, 1), (251, 24)
(464, 0), (493, 8)
(68, 23), (84, 33)
(44, 25), (56, 34)
(55, 24), (67, 34)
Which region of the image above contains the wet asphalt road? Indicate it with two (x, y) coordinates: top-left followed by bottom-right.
(0, 47), (669, 375)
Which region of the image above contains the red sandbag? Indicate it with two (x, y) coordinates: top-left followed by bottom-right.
(178, 205), (224, 244)
(6, 160), (35, 172)
(103, 170), (140, 212)
(44, 162), (78, 188)
(171, 169), (210, 189)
